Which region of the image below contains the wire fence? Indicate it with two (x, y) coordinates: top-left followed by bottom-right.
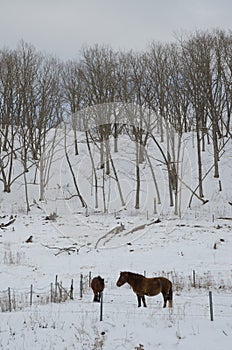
(0, 275), (74, 312)
(0, 270), (232, 322)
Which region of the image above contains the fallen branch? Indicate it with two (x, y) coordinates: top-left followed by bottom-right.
(95, 218), (161, 248)
(41, 244), (82, 255)
(217, 217), (232, 221)
(124, 218), (161, 236)
(95, 223), (125, 249)
(0, 217), (16, 229)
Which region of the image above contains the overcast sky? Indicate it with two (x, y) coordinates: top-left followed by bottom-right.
(0, 0), (231, 60)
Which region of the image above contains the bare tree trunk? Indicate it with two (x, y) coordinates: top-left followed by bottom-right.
(73, 128), (79, 156)
(135, 142), (140, 209)
(64, 127), (87, 208)
(85, 131), (98, 208)
(1, 166), (10, 193)
(39, 153), (45, 201)
(174, 134), (181, 216)
(102, 168), (106, 213)
(196, 120), (204, 198)
(166, 128), (174, 207)
(110, 157), (125, 206)
(144, 148), (161, 205)
(105, 138), (110, 175)
(212, 121), (219, 178)
(39, 129), (58, 201)
(178, 144), (185, 217)
(23, 171), (30, 214)
(100, 140), (104, 169)
(113, 122), (119, 153)
(1, 137), (16, 193)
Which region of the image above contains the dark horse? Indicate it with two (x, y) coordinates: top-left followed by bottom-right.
(91, 276), (105, 302)
(116, 271), (173, 308)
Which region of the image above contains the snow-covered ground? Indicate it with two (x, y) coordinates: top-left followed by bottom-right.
(0, 129), (232, 349)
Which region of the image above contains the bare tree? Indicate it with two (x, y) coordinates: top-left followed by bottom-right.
(64, 124), (87, 208)
(180, 34), (208, 198)
(79, 45), (119, 173)
(62, 60), (85, 155)
(0, 48), (26, 193)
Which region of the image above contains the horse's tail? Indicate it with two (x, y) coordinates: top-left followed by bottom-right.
(167, 282), (173, 307)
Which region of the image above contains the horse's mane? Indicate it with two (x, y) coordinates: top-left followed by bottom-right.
(125, 271), (145, 280)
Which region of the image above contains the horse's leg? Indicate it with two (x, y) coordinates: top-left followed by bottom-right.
(142, 295), (147, 307)
(167, 286), (173, 307)
(97, 292), (101, 302)
(162, 286), (173, 307)
(162, 292), (167, 308)
(137, 294), (142, 307)
(93, 293), (100, 302)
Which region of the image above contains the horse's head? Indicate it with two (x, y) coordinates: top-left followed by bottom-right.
(97, 276), (104, 284)
(116, 271), (128, 287)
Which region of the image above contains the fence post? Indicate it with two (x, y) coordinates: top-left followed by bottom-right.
(30, 284), (33, 306)
(100, 292), (103, 321)
(80, 274), (83, 298)
(8, 287), (11, 312)
(209, 291), (214, 321)
(89, 271), (92, 287)
(192, 270), (196, 287)
(219, 180), (222, 191)
(51, 283), (53, 302)
(59, 282), (62, 302)
(55, 275), (58, 302)
(70, 279), (74, 300)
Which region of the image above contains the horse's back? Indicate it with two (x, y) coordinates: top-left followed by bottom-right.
(156, 276), (172, 290)
(91, 276), (105, 293)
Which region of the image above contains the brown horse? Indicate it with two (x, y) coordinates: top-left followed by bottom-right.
(116, 271), (173, 308)
(91, 276), (105, 302)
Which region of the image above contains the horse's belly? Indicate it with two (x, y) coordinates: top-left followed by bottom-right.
(145, 282), (161, 296)
(146, 291), (159, 296)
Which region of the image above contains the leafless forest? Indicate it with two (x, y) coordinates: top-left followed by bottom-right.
(0, 29), (231, 214)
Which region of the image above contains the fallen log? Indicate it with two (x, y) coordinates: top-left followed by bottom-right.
(0, 217), (16, 229)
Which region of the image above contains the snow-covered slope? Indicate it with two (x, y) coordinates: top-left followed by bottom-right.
(0, 129), (231, 349)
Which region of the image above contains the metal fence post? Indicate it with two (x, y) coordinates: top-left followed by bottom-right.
(209, 291), (214, 321)
(100, 292), (103, 321)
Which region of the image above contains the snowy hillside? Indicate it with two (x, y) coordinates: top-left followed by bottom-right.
(0, 127), (232, 349)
